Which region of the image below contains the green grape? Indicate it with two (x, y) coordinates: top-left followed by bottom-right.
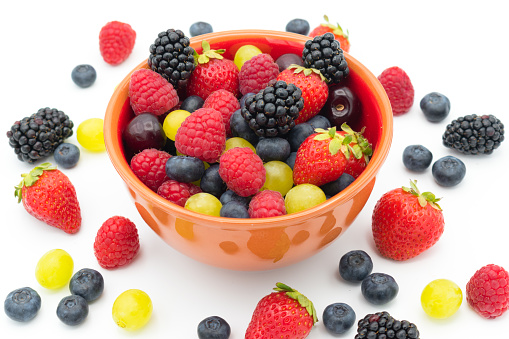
(262, 161), (294, 197)
(285, 184), (326, 214)
(224, 137), (256, 153)
(112, 289), (152, 331)
(233, 45), (262, 70)
(185, 192), (222, 216)
(35, 249), (74, 289)
(77, 118), (105, 152)
(421, 279), (462, 319)
(163, 109), (191, 141)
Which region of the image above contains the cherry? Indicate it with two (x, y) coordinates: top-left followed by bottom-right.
(123, 113), (167, 153)
(320, 83), (362, 128)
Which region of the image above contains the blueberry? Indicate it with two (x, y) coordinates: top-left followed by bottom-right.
(220, 190), (251, 208)
(123, 113), (167, 153)
(275, 53), (303, 72)
(181, 95), (204, 113)
(4, 287), (41, 322)
(361, 273), (399, 305)
(255, 137), (291, 162)
(339, 250), (373, 282)
(307, 114), (331, 130)
(71, 64), (96, 88)
(432, 155), (466, 187)
(56, 295), (89, 326)
(190, 22), (213, 37)
(285, 152), (297, 170)
(402, 144), (433, 172)
(54, 143), (80, 169)
(220, 201), (250, 218)
(320, 173), (355, 197)
(165, 156), (205, 183)
(197, 315), (231, 339)
(200, 163), (227, 198)
(322, 303), (356, 335)
(230, 109), (259, 146)
(69, 268), (104, 302)
(287, 122), (314, 152)
(420, 92), (450, 122)
(285, 18), (310, 35)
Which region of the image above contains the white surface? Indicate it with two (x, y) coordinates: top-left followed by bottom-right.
(1, 1), (508, 338)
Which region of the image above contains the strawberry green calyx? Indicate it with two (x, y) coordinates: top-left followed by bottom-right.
(273, 282), (318, 324)
(321, 15), (349, 40)
(340, 123), (373, 164)
(288, 64), (328, 82)
(402, 179), (442, 210)
(194, 40), (225, 65)
(314, 123), (371, 160)
(15, 162), (57, 203)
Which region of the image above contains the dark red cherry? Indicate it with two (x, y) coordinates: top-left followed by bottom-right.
(123, 113), (167, 153)
(320, 83), (362, 128)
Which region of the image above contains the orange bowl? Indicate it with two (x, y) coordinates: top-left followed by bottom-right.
(104, 29), (393, 271)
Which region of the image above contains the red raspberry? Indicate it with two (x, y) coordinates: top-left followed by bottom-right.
(93, 216), (140, 269)
(218, 147), (266, 197)
(377, 66), (414, 116)
(157, 179), (201, 207)
(203, 89), (241, 137)
(175, 108), (226, 163)
(248, 190), (286, 218)
(466, 264), (509, 319)
(99, 21), (136, 65)
(239, 53), (280, 96)
(129, 69), (179, 116)
(130, 148), (171, 191)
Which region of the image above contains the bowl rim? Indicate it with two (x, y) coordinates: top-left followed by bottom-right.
(104, 29), (393, 230)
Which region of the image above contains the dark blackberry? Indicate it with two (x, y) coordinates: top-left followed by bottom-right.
(6, 107), (74, 163)
(241, 80), (304, 137)
(355, 312), (420, 339)
(302, 32), (349, 84)
(442, 114), (504, 155)
(148, 29), (195, 90)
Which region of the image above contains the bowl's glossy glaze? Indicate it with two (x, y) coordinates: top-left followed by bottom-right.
(104, 30), (393, 271)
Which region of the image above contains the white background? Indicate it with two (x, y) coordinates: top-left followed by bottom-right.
(1, 1), (508, 338)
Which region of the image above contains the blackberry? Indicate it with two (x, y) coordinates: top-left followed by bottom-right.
(241, 80), (304, 137)
(148, 29), (195, 90)
(442, 114), (504, 154)
(302, 32), (349, 84)
(355, 312), (420, 339)
(7, 107), (74, 163)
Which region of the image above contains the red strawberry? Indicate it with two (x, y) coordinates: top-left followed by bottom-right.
(309, 15), (350, 52)
(277, 65), (329, 124)
(15, 162), (81, 234)
(372, 180), (445, 261)
(377, 66), (414, 116)
(202, 89), (240, 137)
(99, 21), (136, 65)
(186, 41), (239, 100)
(338, 124), (373, 178)
(245, 282), (317, 339)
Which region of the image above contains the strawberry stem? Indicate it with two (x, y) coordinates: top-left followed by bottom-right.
(193, 40), (225, 65)
(15, 162), (57, 203)
(402, 179), (442, 210)
(273, 282), (318, 324)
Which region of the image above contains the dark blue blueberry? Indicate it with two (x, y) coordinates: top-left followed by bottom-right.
(420, 92), (450, 122)
(307, 114), (331, 130)
(4, 287), (41, 322)
(220, 201), (250, 218)
(56, 295), (89, 326)
(322, 303), (356, 335)
(285, 18), (310, 35)
(339, 250), (373, 282)
(190, 22), (213, 37)
(54, 143), (80, 169)
(432, 155), (466, 187)
(230, 109), (259, 146)
(287, 122), (314, 152)
(200, 163), (227, 198)
(163, 138), (177, 156)
(320, 173), (355, 197)
(361, 273), (399, 305)
(181, 95), (204, 113)
(165, 156), (205, 183)
(197, 315), (231, 339)
(69, 268), (104, 302)
(285, 152), (297, 170)
(402, 145), (433, 172)
(123, 113), (167, 153)
(71, 64), (96, 88)
(255, 137), (291, 162)
(275, 53), (303, 72)
(220, 190), (251, 208)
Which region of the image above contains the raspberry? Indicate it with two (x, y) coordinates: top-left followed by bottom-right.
(130, 148), (171, 191)
(218, 147), (265, 197)
(99, 21), (136, 65)
(248, 190), (286, 218)
(93, 216), (140, 269)
(129, 69), (179, 116)
(466, 264), (509, 319)
(203, 89), (241, 137)
(157, 179), (201, 207)
(377, 66), (414, 116)
(238, 53), (280, 96)
(175, 108), (226, 163)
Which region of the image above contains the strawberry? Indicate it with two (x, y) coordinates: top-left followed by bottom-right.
(372, 180), (445, 261)
(338, 124), (373, 178)
(14, 162), (81, 234)
(245, 282), (317, 339)
(186, 41), (239, 100)
(276, 65), (329, 124)
(309, 15), (350, 53)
